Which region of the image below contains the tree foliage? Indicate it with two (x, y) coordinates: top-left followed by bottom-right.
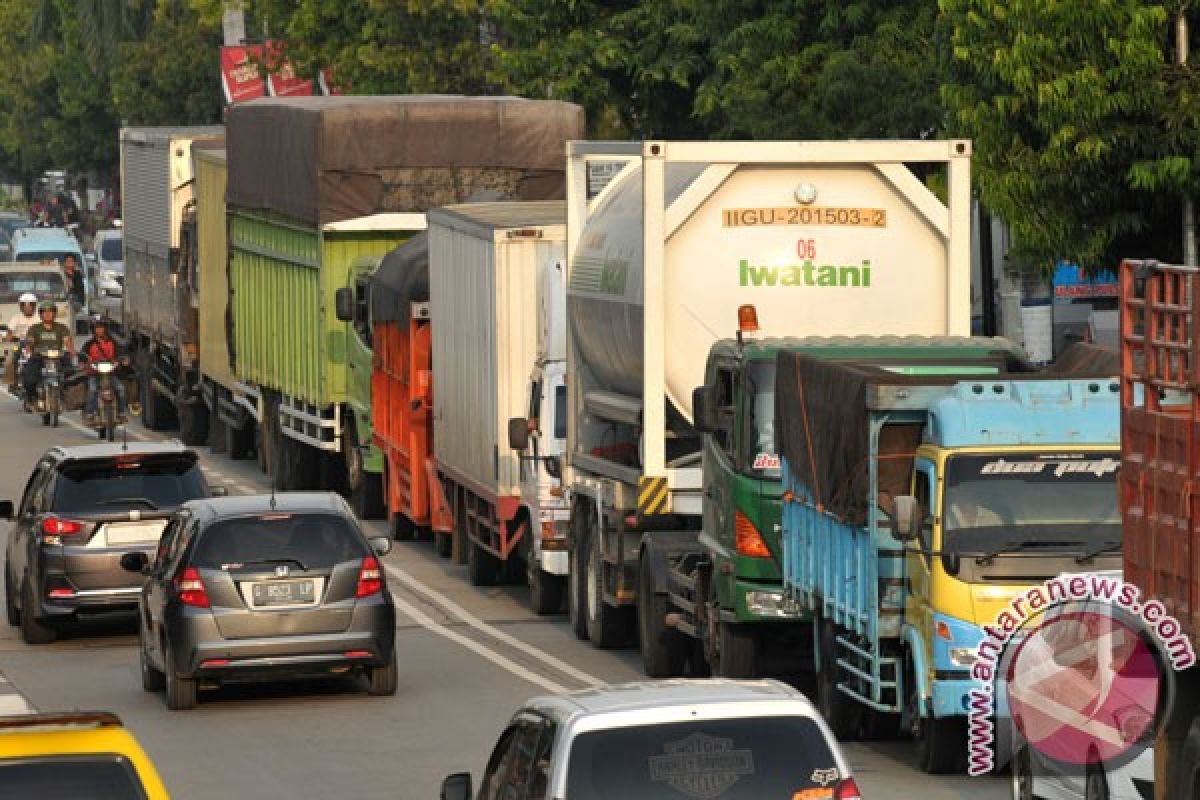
(941, 0), (1200, 269)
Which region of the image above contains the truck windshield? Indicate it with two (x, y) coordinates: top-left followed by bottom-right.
(0, 272), (66, 302)
(565, 715), (839, 800)
(942, 453), (1121, 553)
(739, 361), (780, 478)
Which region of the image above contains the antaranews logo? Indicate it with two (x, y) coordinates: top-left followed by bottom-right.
(966, 573), (1195, 777)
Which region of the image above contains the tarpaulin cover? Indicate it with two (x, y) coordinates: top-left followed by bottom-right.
(775, 346), (1120, 525)
(370, 233), (429, 325)
(226, 95), (585, 225)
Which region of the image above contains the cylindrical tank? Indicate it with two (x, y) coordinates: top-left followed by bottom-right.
(567, 160), (955, 424)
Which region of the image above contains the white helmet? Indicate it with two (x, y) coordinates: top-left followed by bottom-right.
(18, 293), (36, 305)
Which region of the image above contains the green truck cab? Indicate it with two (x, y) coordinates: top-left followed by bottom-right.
(639, 335), (1029, 679)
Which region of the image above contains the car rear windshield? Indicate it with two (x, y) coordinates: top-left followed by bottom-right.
(14, 250), (78, 264)
(0, 755), (146, 799)
(100, 236), (122, 261)
(54, 457), (207, 514)
(0, 272), (66, 302)
(565, 716), (840, 800)
(191, 513), (369, 571)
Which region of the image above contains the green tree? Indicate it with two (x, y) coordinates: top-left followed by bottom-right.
(941, 0), (1200, 270)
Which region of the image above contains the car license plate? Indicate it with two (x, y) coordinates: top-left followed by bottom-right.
(252, 580), (315, 607)
(104, 521), (167, 545)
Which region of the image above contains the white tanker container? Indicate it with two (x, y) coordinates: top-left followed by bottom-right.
(562, 139), (974, 645)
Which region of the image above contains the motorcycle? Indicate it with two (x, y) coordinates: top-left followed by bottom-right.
(37, 349), (63, 427)
(88, 360), (126, 441)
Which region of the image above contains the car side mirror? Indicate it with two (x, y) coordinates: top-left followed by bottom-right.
(120, 551), (149, 573)
(508, 417), (530, 451)
(892, 495), (922, 542)
(0, 500), (12, 520)
(441, 773), (472, 800)
(692, 386), (716, 433)
(369, 536), (393, 557)
(210, 486), (228, 497)
(334, 287), (354, 322)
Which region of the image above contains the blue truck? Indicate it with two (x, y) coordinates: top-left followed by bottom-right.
(775, 343), (1123, 773)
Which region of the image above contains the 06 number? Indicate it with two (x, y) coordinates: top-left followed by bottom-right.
(797, 239), (816, 259)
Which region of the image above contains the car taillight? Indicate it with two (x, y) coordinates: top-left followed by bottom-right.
(356, 556), (382, 598)
(734, 511), (771, 558)
(174, 567), (210, 608)
(834, 777), (862, 800)
(40, 516), (84, 545)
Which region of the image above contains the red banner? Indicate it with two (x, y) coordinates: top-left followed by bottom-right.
(264, 41), (313, 97)
(221, 45), (265, 104)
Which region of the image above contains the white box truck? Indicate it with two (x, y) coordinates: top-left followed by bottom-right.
(428, 202), (570, 589)
(561, 139), (976, 659)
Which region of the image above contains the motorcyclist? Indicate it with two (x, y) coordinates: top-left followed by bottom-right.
(21, 301), (74, 411)
(79, 315), (128, 424)
(6, 293), (39, 341)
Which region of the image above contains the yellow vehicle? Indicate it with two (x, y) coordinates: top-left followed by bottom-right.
(0, 711), (169, 798)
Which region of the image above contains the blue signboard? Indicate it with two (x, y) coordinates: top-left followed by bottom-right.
(1053, 261), (1117, 299)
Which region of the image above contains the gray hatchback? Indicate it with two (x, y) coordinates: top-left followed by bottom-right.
(125, 492), (397, 710)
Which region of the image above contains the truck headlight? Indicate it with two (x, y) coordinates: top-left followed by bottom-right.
(949, 647), (978, 667)
(745, 590), (799, 617)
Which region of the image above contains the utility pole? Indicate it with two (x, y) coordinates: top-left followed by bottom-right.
(1180, 8), (1197, 264)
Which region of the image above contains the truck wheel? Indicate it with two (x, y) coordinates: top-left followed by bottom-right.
(585, 527), (633, 648)
(227, 421), (253, 461)
(434, 532), (452, 558)
(346, 425), (385, 519)
(178, 402), (209, 446)
(637, 551), (686, 677)
(716, 621), (758, 679)
(905, 651), (963, 773)
(567, 508), (590, 640)
(138, 360), (176, 431)
(467, 540), (499, 586)
(208, 406), (227, 454)
(1171, 716), (1200, 800)
(818, 619), (861, 740)
(529, 564), (565, 615)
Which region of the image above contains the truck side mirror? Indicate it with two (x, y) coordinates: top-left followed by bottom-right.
(892, 495), (922, 542)
(508, 417), (530, 451)
(692, 386), (716, 433)
(0, 500), (12, 520)
(334, 287), (354, 322)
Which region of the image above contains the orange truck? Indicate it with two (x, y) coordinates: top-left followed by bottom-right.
(1119, 258), (1200, 799)
(369, 234), (453, 547)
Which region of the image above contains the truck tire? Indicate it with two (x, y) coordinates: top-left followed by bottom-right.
(138, 357), (176, 431)
(567, 505), (590, 640)
(285, 434), (320, 491)
(905, 651), (964, 774)
(637, 551), (686, 677)
(1172, 716), (1200, 799)
(585, 526), (633, 648)
(178, 401), (209, 447)
(346, 424), (385, 519)
(529, 564), (565, 615)
(818, 619), (861, 741)
(227, 421), (254, 461)
(467, 539), (500, 586)
(208, 405), (227, 454)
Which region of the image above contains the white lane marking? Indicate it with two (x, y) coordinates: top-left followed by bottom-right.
(390, 592), (567, 694)
(0, 693), (35, 714)
(383, 563), (604, 688)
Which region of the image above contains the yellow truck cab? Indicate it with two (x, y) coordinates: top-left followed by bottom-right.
(0, 711), (169, 798)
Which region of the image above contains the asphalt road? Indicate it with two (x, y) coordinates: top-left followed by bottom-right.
(0, 397), (1009, 800)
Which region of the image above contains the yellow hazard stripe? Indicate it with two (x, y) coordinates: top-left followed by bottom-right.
(638, 477), (670, 516)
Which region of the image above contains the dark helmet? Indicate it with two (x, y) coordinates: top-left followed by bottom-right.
(38, 301), (56, 313)
(90, 314), (111, 332)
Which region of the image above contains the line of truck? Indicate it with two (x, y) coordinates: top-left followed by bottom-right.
(117, 96), (1129, 777)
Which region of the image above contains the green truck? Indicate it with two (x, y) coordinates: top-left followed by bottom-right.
(219, 96), (584, 511)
